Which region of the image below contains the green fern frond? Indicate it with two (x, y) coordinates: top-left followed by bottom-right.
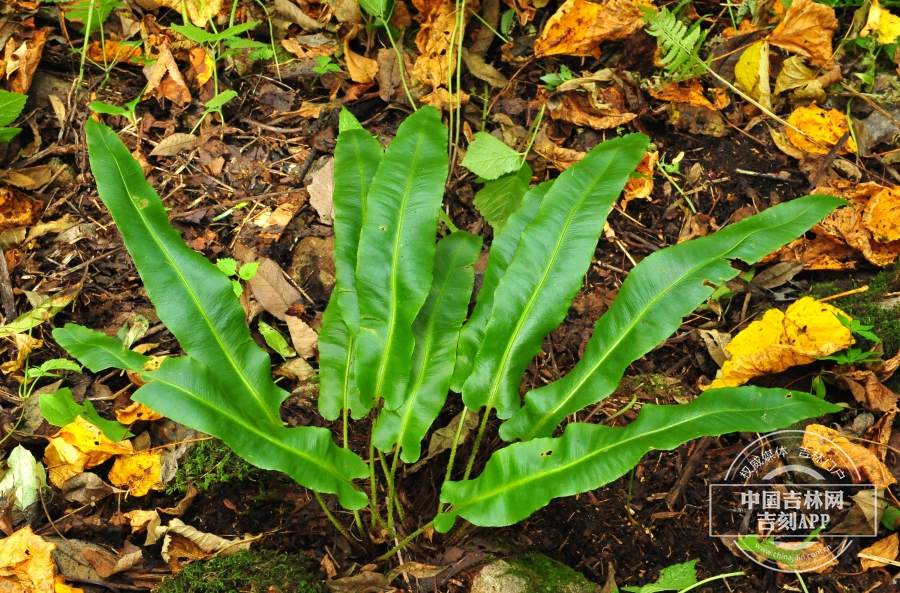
(643, 6), (710, 82)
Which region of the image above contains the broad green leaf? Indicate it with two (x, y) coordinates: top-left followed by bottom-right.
(373, 231), (482, 461)
(622, 560), (697, 593)
(450, 181), (550, 392)
(39, 387), (131, 441)
(205, 90), (238, 111)
(461, 133), (648, 419)
(436, 387), (840, 531)
(258, 320), (296, 359)
(238, 261), (259, 280)
(0, 446), (45, 512)
(89, 100), (129, 117)
(0, 128), (21, 143)
(357, 0), (388, 19)
(0, 288), (78, 339)
(500, 194), (847, 441)
(353, 106), (449, 411)
(0, 90), (27, 128)
(318, 124), (383, 421)
(63, 0), (123, 34)
(473, 163), (532, 231)
(216, 258), (238, 277)
(170, 21), (260, 44)
(55, 323), (151, 373)
(60, 120), (368, 508)
(339, 107), (364, 132)
(24, 358), (82, 381)
(461, 132), (522, 180)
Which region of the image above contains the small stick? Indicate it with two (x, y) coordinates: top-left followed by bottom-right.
(665, 436), (713, 511)
(734, 169), (802, 184)
(819, 285), (868, 303)
(0, 250), (16, 321)
(807, 131), (849, 192)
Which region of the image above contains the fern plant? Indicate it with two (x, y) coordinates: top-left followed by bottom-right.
(643, 4), (709, 81)
(56, 108), (843, 555)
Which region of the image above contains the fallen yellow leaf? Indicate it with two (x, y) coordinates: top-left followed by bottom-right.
(144, 44), (192, 106)
(0, 526), (60, 593)
(648, 78), (721, 109)
(734, 41), (772, 110)
(44, 416), (133, 488)
(860, 533), (899, 569)
(533, 0), (650, 58)
(86, 40), (143, 66)
(769, 0), (838, 67)
(704, 297), (853, 390)
(189, 47), (215, 87)
(344, 41), (378, 84)
(862, 0), (900, 44)
(1, 333), (43, 374)
(154, 0), (222, 26)
(411, 0), (478, 90)
(109, 450), (164, 497)
(803, 424), (897, 488)
(785, 103), (857, 155)
(115, 401), (164, 424)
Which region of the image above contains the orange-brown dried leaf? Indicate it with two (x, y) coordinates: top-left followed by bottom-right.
(704, 297), (853, 390)
(44, 416), (134, 488)
(154, 0), (223, 26)
(760, 235), (859, 270)
(188, 47), (215, 87)
(109, 450), (164, 497)
(786, 104), (856, 155)
(420, 87), (469, 112)
(545, 89), (636, 130)
(144, 44), (191, 105)
(0, 186), (42, 231)
(115, 401), (164, 424)
(411, 0), (479, 89)
(860, 533), (899, 570)
(623, 151), (657, 207)
(803, 424), (896, 488)
(344, 41), (378, 84)
(534, 125), (586, 170)
(86, 40), (144, 66)
(649, 79), (718, 109)
(769, 0), (838, 67)
(0, 526), (58, 593)
(534, 0), (651, 58)
(775, 541), (838, 573)
(863, 185), (900, 243)
(6, 28), (50, 94)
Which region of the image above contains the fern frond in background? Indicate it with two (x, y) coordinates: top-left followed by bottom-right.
(643, 6), (709, 81)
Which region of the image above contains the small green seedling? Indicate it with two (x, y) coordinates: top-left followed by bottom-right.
(818, 346), (882, 365)
(193, 90), (238, 133)
(40, 387), (132, 441)
(312, 55), (342, 85)
(258, 320), (296, 359)
(89, 87), (145, 128)
(216, 258), (259, 297)
(622, 559), (744, 593)
(837, 312), (881, 343)
(540, 64), (575, 91)
(0, 90), (27, 143)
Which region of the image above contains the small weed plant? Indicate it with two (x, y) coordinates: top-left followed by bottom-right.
(57, 108), (843, 555)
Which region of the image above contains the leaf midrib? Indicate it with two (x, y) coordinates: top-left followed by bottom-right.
(521, 206), (812, 440)
(395, 239), (469, 453)
(474, 147), (620, 415)
(97, 132), (280, 424)
(372, 130), (428, 400)
(446, 398), (800, 516)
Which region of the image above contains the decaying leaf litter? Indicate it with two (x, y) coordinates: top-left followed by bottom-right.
(2, 0), (900, 589)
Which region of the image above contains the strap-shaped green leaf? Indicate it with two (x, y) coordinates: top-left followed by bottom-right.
(501, 194), (846, 441)
(54, 324), (369, 509)
(461, 134), (648, 419)
(84, 119), (286, 425)
(436, 388), (839, 531)
(450, 182), (550, 393)
(353, 106), (449, 411)
(373, 231), (482, 461)
(318, 120), (383, 421)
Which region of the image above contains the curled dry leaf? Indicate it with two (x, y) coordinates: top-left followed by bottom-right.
(248, 257), (303, 320)
(1, 333), (42, 374)
(860, 533), (899, 570)
(861, 0), (900, 44)
(703, 297), (853, 390)
(151, 518), (257, 570)
(622, 151), (657, 208)
(534, 0), (650, 58)
(344, 41), (378, 84)
(803, 424), (897, 488)
(774, 541), (838, 573)
(411, 0), (479, 90)
(43, 416), (134, 488)
(5, 28), (51, 95)
(0, 526), (65, 593)
(116, 401), (164, 424)
(61, 472), (115, 505)
(769, 0), (838, 67)
(155, 0), (223, 26)
(534, 124), (586, 170)
(108, 450), (164, 497)
(421, 87), (470, 112)
(649, 78), (727, 109)
(143, 44), (192, 106)
(786, 104), (857, 155)
(542, 82), (636, 131)
(149, 133), (198, 157)
(86, 40), (143, 66)
(286, 314), (318, 359)
(837, 371), (899, 413)
(0, 186), (43, 231)
(308, 157), (335, 224)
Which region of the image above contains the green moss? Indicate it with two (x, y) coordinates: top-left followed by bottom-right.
(167, 438), (261, 495)
(505, 552), (594, 593)
(154, 549), (324, 593)
(808, 265), (900, 355)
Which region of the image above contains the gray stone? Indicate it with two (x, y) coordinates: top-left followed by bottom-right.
(470, 554), (597, 593)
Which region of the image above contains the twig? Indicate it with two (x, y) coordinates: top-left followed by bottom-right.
(806, 131), (849, 193)
(241, 118), (308, 135)
(734, 169), (802, 184)
(819, 285), (868, 303)
(0, 250), (16, 321)
(665, 436), (712, 510)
